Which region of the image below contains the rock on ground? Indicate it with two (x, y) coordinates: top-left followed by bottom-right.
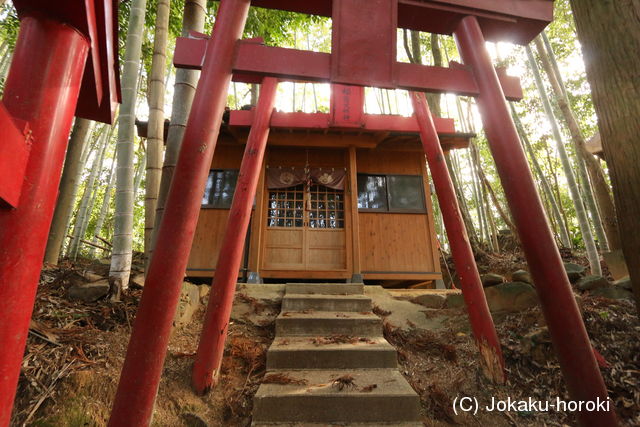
(511, 270), (532, 284)
(564, 262), (587, 283)
(589, 287), (633, 300)
(67, 279), (110, 302)
(576, 275), (610, 291)
(484, 282), (538, 313)
(413, 293), (446, 309)
(481, 273), (505, 288)
(614, 276), (632, 291)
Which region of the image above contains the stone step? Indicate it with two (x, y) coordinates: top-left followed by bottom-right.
(276, 311), (382, 337)
(282, 293), (372, 312)
(253, 369), (421, 424)
(266, 337), (397, 370)
(285, 283), (364, 296)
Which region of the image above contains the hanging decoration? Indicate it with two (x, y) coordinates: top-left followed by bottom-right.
(266, 166), (346, 190)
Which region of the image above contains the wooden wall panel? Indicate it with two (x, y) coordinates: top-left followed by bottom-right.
(212, 143), (245, 168)
(187, 143), (245, 275)
(359, 213), (436, 273)
(187, 209), (231, 272)
(355, 147), (440, 277)
(356, 148), (424, 175)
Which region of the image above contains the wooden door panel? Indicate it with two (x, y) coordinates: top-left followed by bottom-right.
(306, 229), (347, 270)
(263, 228), (304, 270)
(307, 248), (347, 270)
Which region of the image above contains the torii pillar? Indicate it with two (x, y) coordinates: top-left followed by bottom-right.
(454, 16), (616, 426)
(0, 2), (119, 424)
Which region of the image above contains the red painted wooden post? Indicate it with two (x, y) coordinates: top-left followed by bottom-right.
(108, 0), (251, 424)
(192, 77), (279, 393)
(0, 16), (89, 425)
(411, 92), (505, 382)
(454, 16), (617, 426)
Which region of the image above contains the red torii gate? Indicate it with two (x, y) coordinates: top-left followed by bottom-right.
(108, 1), (616, 426)
(0, 1), (120, 424)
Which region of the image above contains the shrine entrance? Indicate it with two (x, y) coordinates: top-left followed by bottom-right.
(261, 148), (349, 276)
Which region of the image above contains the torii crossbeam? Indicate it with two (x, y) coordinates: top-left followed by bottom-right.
(108, 1), (617, 426)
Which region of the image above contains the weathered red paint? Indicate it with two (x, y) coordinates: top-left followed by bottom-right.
(192, 77), (279, 393)
(0, 103), (31, 208)
(108, 0), (251, 424)
(411, 92), (505, 382)
(454, 16), (617, 426)
(173, 38), (524, 100)
(330, 84), (365, 128)
(331, 0), (397, 88)
(12, 0), (120, 123)
(229, 109), (457, 134)
(0, 15), (89, 425)
(246, 0), (553, 44)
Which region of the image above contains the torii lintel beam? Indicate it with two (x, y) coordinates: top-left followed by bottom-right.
(245, 0), (553, 46)
(174, 38), (524, 101)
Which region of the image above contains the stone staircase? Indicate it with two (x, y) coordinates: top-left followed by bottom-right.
(252, 283), (422, 426)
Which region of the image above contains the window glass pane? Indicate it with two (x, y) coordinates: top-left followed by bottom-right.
(307, 184), (344, 229)
(267, 184), (304, 227)
(387, 175), (425, 211)
(357, 175), (388, 210)
(202, 170), (238, 208)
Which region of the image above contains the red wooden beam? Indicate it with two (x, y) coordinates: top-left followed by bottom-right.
(331, 0), (397, 87)
(330, 84), (365, 128)
(13, 0), (120, 124)
(242, 0), (553, 45)
(0, 103), (31, 208)
(174, 38), (524, 100)
(455, 16), (618, 426)
(228, 110), (457, 134)
(0, 15), (89, 425)
(192, 77), (279, 393)
(412, 91), (504, 383)
(108, 0), (251, 424)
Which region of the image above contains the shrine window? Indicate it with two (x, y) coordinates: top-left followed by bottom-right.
(266, 184), (345, 229)
(357, 174), (426, 213)
(202, 169), (238, 209)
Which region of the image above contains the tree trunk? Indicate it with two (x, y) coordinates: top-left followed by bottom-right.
(144, 0), (171, 270)
(89, 151), (117, 258)
(133, 147), (147, 198)
(151, 0), (207, 261)
(445, 153), (480, 250)
(428, 33), (443, 117)
(510, 103), (572, 248)
(477, 162), (518, 237)
(541, 32), (568, 98)
(44, 118), (94, 264)
(109, 0), (148, 296)
(526, 45), (601, 275)
(69, 130), (109, 259)
(534, 36), (620, 251)
(466, 149), (485, 244)
(569, 0), (640, 312)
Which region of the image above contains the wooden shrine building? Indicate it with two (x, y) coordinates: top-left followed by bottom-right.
(185, 85), (472, 286)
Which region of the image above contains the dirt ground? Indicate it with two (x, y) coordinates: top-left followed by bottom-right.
(10, 254), (640, 426)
